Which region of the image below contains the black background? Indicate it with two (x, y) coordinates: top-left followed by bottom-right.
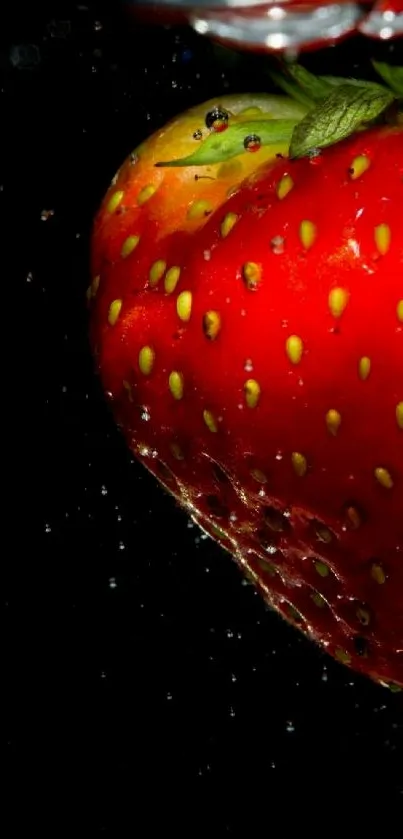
(3, 0), (403, 831)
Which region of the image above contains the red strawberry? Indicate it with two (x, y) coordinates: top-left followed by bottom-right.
(89, 92), (307, 302)
(90, 68), (403, 691)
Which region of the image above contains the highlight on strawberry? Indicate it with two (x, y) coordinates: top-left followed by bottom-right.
(89, 59), (403, 692)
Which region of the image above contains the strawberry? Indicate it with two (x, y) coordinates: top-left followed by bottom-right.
(90, 92), (307, 301)
(90, 63), (403, 690)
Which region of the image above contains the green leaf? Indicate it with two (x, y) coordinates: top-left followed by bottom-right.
(319, 74), (389, 91)
(284, 63), (336, 101)
(290, 84), (395, 159)
(155, 119), (298, 167)
(372, 61), (403, 97)
(266, 68), (315, 109)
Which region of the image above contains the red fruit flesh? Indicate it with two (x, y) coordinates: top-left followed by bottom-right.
(91, 124), (403, 689)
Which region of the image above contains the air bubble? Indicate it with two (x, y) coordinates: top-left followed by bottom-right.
(243, 134), (261, 152)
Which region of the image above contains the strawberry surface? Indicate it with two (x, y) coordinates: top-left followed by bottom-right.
(90, 103), (403, 689)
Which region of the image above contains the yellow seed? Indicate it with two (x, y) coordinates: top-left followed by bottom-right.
(164, 266), (181, 294)
(315, 524), (333, 543)
(169, 371), (184, 400)
(149, 259), (167, 288)
(86, 274), (100, 300)
(397, 402), (403, 430)
(335, 648), (351, 665)
(121, 234), (140, 258)
(176, 290), (193, 322)
(217, 160), (243, 181)
(250, 468), (267, 484)
(106, 190), (124, 213)
(286, 335), (303, 365)
(187, 199), (213, 220)
(356, 606), (371, 626)
(292, 452), (307, 477)
(326, 409), (341, 436)
(345, 505), (362, 530)
(358, 356), (371, 381)
(170, 442), (185, 461)
(374, 223), (391, 256)
(314, 560), (330, 578)
(371, 562), (386, 585)
(349, 154), (371, 180)
(374, 467), (393, 489)
(138, 345), (155, 376)
(276, 174), (294, 200)
(329, 287), (349, 318)
(123, 380), (133, 402)
(137, 183), (157, 205)
(299, 220), (317, 250)
(108, 299), (122, 325)
(397, 300), (403, 322)
(203, 310), (221, 340)
(242, 262), (262, 290)
(203, 409), (218, 433)
(244, 379), (261, 409)
(311, 592), (326, 608)
(220, 212), (239, 238)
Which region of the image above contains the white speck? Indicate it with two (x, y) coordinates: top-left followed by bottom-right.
(109, 577), (117, 589)
(94, 20), (103, 31)
(166, 692), (173, 700)
(44, 523), (52, 533)
(203, 249), (211, 261)
(141, 407), (151, 422)
(240, 309), (246, 317)
(244, 358), (253, 372)
(231, 673), (237, 683)
(100, 671), (107, 679)
(321, 667), (328, 682)
(275, 451), (283, 461)
(229, 707), (236, 718)
(286, 721), (295, 733)
(229, 513), (237, 523)
(26, 271), (33, 283)
(101, 485), (108, 496)
(226, 629), (234, 639)
(225, 297), (231, 304)
(118, 541), (126, 551)
(41, 209), (55, 221)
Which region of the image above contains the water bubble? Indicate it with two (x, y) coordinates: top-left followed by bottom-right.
(270, 235), (285, 255)
(205, 107), (229, 132)
(243, 134), (261, 152)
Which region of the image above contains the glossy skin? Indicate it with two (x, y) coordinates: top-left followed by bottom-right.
(91, 124), (403, 689)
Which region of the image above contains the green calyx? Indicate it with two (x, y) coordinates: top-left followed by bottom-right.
(156, 60), (402, 168)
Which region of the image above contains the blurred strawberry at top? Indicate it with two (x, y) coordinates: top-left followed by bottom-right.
(123, 0), (403, 53)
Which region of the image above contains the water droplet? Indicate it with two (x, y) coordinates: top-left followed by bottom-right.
(270, 235), (285, 255)
(243, 134), (261, 152)
(205, 107), (229, 132)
